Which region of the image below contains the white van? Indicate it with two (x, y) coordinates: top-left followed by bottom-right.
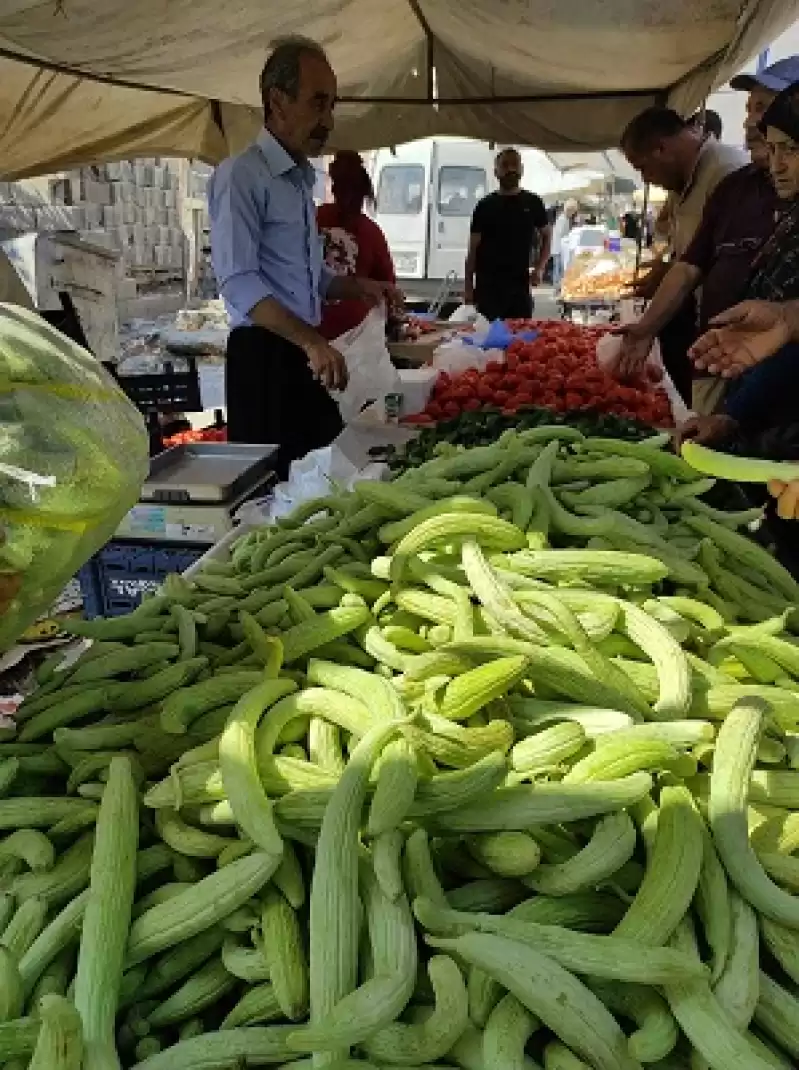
(371, 138), (497, 283)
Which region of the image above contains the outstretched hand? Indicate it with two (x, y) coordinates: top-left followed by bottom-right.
(689, 301), (791, 378)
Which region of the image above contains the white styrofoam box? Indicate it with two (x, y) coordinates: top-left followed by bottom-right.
(153, 166), (167, 189)
(115, 225), (133, 248)
(123, 204), (137, 226)
(173, 242), (184, 265)
(163, 189), (176, 209)
(80, 229), (117, 251)
(82, 179), (112, 206)
(11, 182), (46, 207)
(83, 203), (103, 228)
(127, 243), (151, 266)
(145, 225), (159, 244)
(134, 163), (153, 186)
(35, 204), (83, 231)
(0, 181), (11, 200)
(155, 208), (168, 226)
(111, 181), (137, 204)
(157, 225), (171, 244)
(396, 367), (439, 415)
(108, 161), (134, 182)
(153, 189), (165, 209)
(102, 205), (119, 227)
(132, 223), (145, 245)
(118, 276), (137, 300)
(167, 209), (180, 228)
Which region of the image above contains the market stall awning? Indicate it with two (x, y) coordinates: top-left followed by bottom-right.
(0, 0), (796, 178)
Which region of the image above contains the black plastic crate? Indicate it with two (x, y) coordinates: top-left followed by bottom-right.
(106, 357), (203, 415)
(76, 539), (205, 618)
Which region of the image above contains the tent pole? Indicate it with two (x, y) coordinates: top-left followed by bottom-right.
(407, 0), (435, 103)
(635, 181), (650, 278)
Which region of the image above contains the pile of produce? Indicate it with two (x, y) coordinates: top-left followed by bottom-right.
(162, 426), (228, 449)
(2, 428), (799, 1068)
(399, 316), (442, 341)
(417, 321), (672, 427)
(391, 405), (653, 474)
(560, 255), (635, 303)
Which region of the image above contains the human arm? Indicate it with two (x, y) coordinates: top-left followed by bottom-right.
(530, 197), (551, 285)
(464, 234), (480, 304)
(654, 197), (673, 240)
(689, 300), (799, 377)
(464, 201), (485, 304)
(208, 159), (346, 389)
(611, 261), (702, 380)
(325, 274), (403, 307)
(532, 224), (552, 284)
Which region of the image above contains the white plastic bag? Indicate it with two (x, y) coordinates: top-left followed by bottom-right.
(595, 332), (692, 425)
(432, 341), (505, 375)
(234, 442), (387, 526)
(332, 306), (402, 423)
(448, 303), (478, 324)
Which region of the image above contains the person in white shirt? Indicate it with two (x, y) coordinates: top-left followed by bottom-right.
(550, 199), (578, 291)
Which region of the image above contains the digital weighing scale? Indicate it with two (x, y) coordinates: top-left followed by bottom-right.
(115, 443), (278, 546)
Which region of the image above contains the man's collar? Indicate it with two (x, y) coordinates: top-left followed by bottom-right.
(679, 135), (712, 201)
(256, 129), (315, 185)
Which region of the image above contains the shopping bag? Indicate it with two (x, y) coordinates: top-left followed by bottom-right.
(332, 306), (402, 423)
(596, 331), (692, 425)
(448, 303), (478, 324)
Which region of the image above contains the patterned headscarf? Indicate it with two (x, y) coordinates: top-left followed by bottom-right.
(759, 82), (799, 142)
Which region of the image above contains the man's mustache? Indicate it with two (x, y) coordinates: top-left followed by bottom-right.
(311, 126), (329, 143)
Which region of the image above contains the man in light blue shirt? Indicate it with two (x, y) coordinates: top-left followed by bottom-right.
(209, 36), (399, 473)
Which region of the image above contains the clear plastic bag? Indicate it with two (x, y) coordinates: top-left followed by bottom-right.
(0, 303), (149, 650)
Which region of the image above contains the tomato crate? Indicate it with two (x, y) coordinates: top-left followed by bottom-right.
(76, 539), (205, 618)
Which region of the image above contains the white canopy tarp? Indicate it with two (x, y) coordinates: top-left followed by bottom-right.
(0, 0), (795, 179)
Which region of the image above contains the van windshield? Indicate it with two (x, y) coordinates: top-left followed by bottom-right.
(376, 165), (425, 215)
(437, 166), (487, 217)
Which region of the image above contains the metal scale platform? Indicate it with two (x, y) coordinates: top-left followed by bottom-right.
(115, 442), (278, 546)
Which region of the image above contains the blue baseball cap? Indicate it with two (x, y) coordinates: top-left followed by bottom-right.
(730, 56), (799, 92)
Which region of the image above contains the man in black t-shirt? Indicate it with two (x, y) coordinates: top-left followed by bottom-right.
(464, 148), (551, 320)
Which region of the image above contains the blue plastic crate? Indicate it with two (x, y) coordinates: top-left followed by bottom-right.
(76, 540), (205, 618)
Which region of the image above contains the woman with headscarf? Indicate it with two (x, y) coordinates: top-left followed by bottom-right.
(679, 82), (799, 448)
(317, 151), (396, 340)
